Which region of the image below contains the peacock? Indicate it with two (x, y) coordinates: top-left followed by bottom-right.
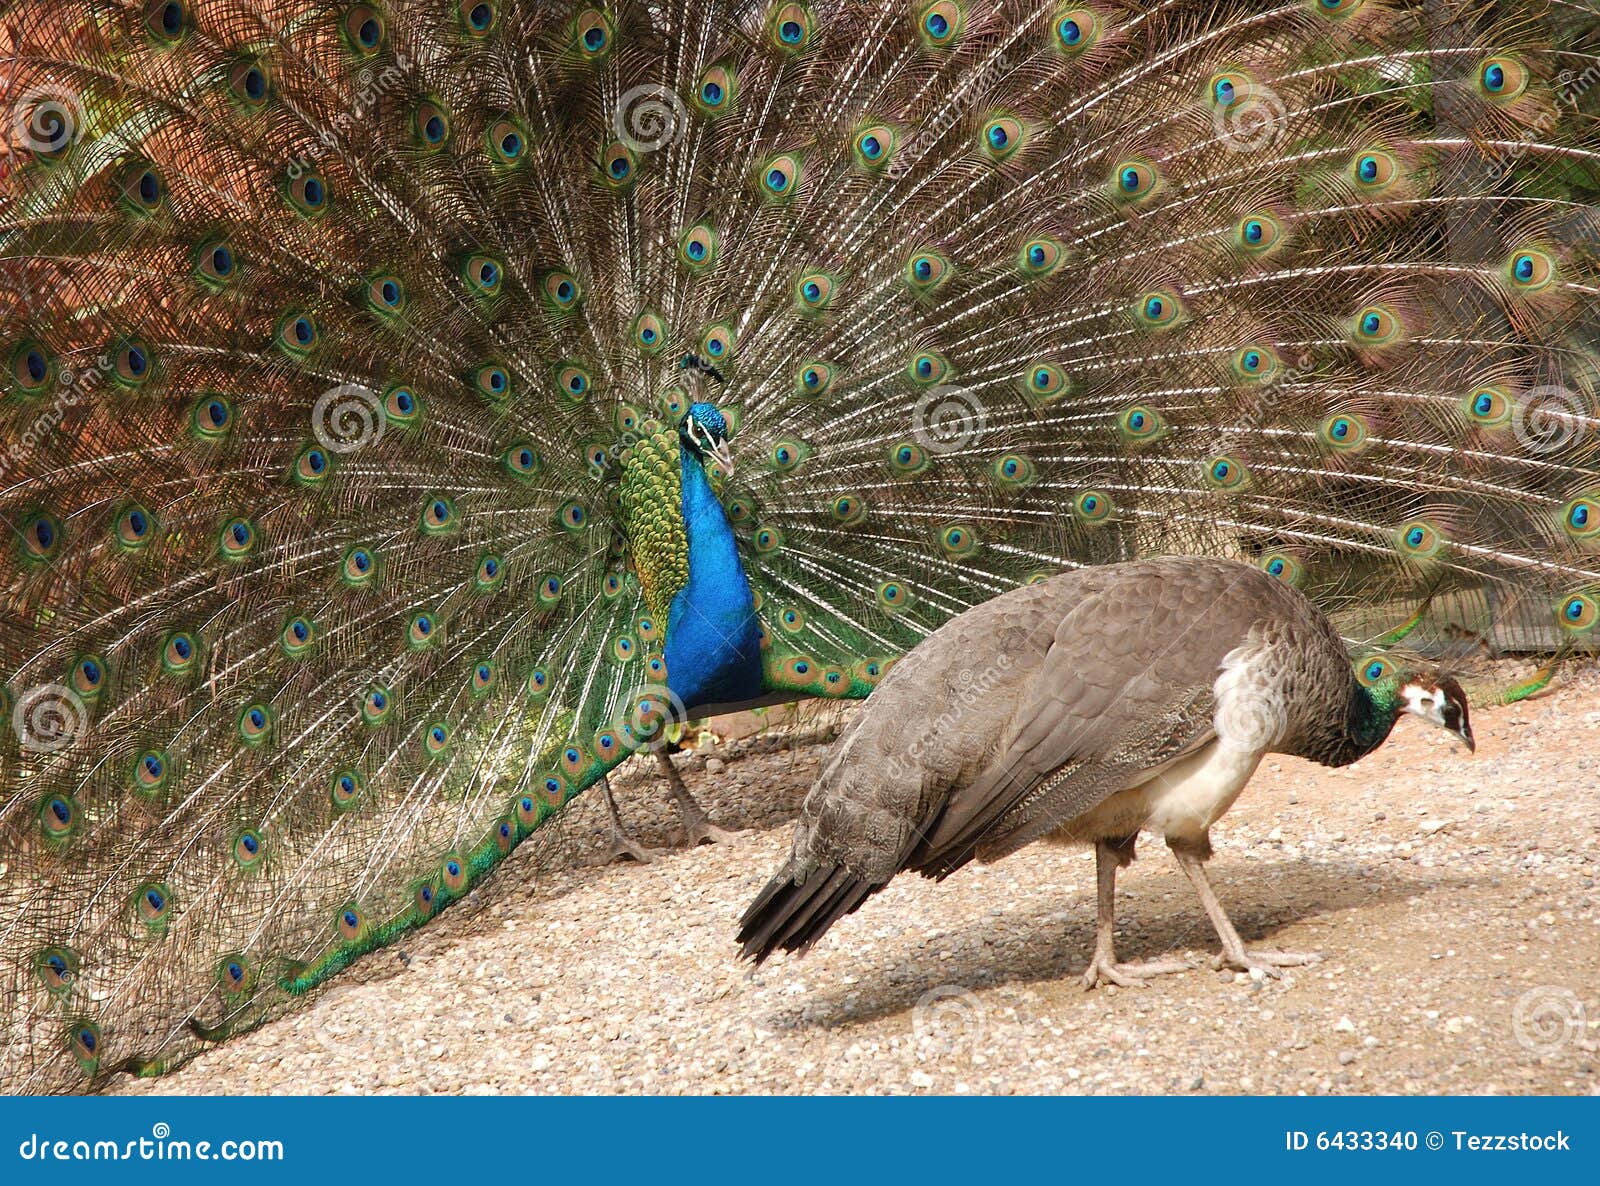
(736, 555), (1478, 979)
(1, 0), (1597, 1093)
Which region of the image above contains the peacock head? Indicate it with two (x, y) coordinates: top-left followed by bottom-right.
(1360, 656), (1474, 751)
(680, 401), (734, 478)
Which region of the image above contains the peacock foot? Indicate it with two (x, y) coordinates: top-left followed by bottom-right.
(1081, 953), (1192, 991)
(676, 811), (748, 848)
(602, 831), (662, 865)
(1211, 948), (1321, 978)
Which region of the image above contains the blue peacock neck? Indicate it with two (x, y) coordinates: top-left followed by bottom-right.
(662, 445), (763, 712)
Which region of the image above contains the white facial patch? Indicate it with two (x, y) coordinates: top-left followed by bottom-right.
(1401, 682), (1446, 724)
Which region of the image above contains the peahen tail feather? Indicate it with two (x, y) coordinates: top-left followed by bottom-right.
(2, 0), (1598, 1091)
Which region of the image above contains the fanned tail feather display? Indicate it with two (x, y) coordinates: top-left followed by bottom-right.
(1, 0), (1597, 1091)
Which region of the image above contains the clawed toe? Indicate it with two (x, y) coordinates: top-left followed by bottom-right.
(680, 820), (747, 847)
(1213, 949), (1321, 977)
(1082, 955), (1192, 990)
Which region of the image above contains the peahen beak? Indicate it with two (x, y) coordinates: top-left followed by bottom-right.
(709, 438), (735, 478)
(1456, 724), (1476, 754)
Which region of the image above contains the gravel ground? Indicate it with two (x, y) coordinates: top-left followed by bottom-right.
(116, 664), (1600, 1096)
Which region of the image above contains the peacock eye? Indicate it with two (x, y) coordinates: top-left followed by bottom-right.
(1366, 661), (1385, 681)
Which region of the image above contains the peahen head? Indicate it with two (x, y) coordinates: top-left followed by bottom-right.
(1362, 657), (1475, 752)
(680, 402), (734, 478)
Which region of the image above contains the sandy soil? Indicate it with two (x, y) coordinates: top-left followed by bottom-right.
(116, 663), (1600, 1096)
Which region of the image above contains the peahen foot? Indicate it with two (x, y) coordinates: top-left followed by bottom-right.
(1211, 948), (1322, 978)
(1082, 953), (1193, 991)
(1170, 846), (1319, 979)
(598, 776), (660, 865)
(656, 750), (745, 847)
(1080, 840), (1191, 990)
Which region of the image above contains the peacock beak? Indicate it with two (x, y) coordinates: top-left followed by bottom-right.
(1456, 724), (1476, 754)
(709, 438), (735, 479)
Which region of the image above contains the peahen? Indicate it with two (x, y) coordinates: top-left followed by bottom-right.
(1, 0), (1597, 1092)
(736, 555), (1476, 980)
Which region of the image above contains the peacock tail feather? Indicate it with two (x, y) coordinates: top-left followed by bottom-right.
(2, 0), (1598, 1091)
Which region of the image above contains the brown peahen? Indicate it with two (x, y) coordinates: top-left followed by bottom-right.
(1, 0), (1597, 1092)
(736, 555), (1476, 980)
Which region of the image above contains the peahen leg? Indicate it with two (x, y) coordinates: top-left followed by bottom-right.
(1081, 837), (1192, 990)
(655, 750), (743, 847)
(598, 775), (660, 865)
(1168, 840), (1320, 977)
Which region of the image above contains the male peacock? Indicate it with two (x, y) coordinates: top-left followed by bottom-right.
(1, 0), (1597, 1092)
(736, 556), (1477, 979)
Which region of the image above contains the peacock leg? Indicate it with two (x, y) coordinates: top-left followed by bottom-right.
(1081, 837), (1192, 990)
(1168, 841), (1320, 977)
(655, 750), (743, 847)
(599, 775), (660, 864)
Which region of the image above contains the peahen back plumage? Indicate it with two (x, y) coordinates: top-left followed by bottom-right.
(2, 0), (1598, 1092)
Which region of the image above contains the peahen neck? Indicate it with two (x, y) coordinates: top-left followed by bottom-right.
(1305, 681), (1402, 768)
(662, 446), (763, 712)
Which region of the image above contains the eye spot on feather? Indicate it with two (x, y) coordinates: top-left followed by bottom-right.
(145, 0), (189, 42)
(1204, 456), (1248, 491)
(134, 881), (174, 934)
(39, 793), (78, 841)
(980, 116), (1025, 162)
(695, 65), (736, 116)
(331, 769), (365, 811)
(193, 395), (235, 440)
(1504, 249), (1555, 292)
(69, 1022), (102, 1074)
(876, 581), (912, 613)
(1478, 56), (1528, 103)
(134, 749), (171, 796)
(768, 3), (816, 52)
(918, 1), (963, 47)
(1395, 519), (1445, 560)
(574, 9), (612, 57)
(1260, 551), (1305, 586)
(36, 946), (79, 995)
(1351, 304), (1402, 347)
(1112, 159), (1159, 201)
(279, 615), (316, 658)
(1558, 592), (1597, 632)
(1053, 9), (1101, 55)
(758, 154), (801, 201)
(361, 684), (395, 726)
(679, 224), (719, 270)
(237, 702), (275, 747)
(1563, 497), (1597, 540)
(1074, 489), (1113, 523)
(420, 495), (458, 534)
